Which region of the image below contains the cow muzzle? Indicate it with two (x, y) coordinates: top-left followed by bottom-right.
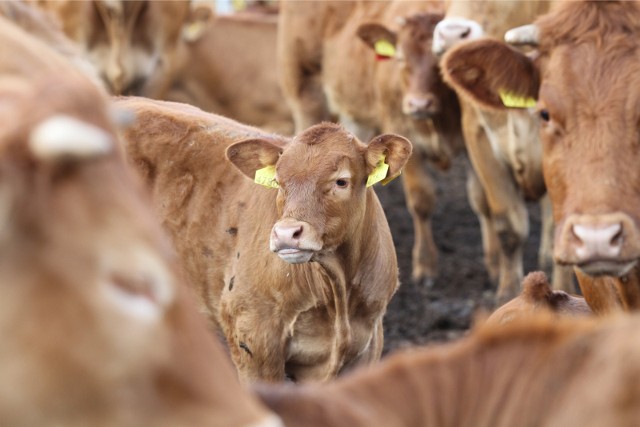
(402, 94), (439, 120)
(555, 213), (640, 276)
(270, 219), (323, 264)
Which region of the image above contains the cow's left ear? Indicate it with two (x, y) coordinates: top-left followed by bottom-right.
(365, 134), (412, 186)
(441, 38), (540, 110)
(357, 23), (397, 59)
(226, 138), (283, 183)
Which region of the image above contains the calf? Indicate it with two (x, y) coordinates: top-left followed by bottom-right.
(486, 271), (592, 326)
(257, 312), (640, 427)
(117, 97), (411, 383)
(441, 0), (640, 312)
(0, 16), (277, 427)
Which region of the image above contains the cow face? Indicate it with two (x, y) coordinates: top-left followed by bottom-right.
(357, 13), (450, 120)
(441, 1), (640, 277)
(37, 0), (209, 98)
(226, 123), (411, 264)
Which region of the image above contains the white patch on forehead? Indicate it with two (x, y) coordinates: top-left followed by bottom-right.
(29, 115), (113, 161)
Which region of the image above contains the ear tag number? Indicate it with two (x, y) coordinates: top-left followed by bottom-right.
(254, 165), (279, 189)
(367, 156), (390, 187)
(499, 89), (536, 108)
(374, 40), (395, 60)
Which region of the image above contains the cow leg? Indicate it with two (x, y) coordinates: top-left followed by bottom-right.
(401, 150), (439, 287)
(462, 106), (526, 305)
(466, 165), (499, 283)
(540, 195), (577, 293)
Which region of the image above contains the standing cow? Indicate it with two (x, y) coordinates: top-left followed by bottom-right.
(117, 97), (411, 383)
(441, 0), (640, 312)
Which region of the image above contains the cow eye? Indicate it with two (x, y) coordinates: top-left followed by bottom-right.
(336, 179), (349, 188)
(539, 109), (550, 122)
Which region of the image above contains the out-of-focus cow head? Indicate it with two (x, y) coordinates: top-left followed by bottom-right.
(441, 1), (640, 278)
(34, 0), (211, 98)
(357, 13), (451, 120)
(226, 123), (411, 264)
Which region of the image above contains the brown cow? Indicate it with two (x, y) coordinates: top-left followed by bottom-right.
(486, 271), (592, 326)
(280, 0), (466, 287)
(0, 16), (278, 427)
(257, 312), (640, 427)
(166, 11), (294, 135)
(116, 97), (412, 383)
(441, 1), (640, 312)
(430, 1), (578, 305)
(32, 0), (203, 98)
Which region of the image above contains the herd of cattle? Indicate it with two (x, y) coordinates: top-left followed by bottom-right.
(3, 0), (640, 425)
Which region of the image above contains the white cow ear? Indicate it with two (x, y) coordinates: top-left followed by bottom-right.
(29, 115), (113, 162)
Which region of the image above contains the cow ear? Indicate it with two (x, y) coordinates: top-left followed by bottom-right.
(182, 4), (212, 43)
(441, 38), (540, 111)
(357, 23), (397, 59)
(365, 134), (412, 186)
(226, 138), (283, 183)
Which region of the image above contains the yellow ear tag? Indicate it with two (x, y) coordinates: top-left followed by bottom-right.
(374, 39), (396, 58)
(254, 165), (279, 189)
(367, 157), (390, 187)
(499, 89), (536, 108)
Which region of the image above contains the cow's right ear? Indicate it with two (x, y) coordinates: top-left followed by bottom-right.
(441, 38), (540, 111)
(226, 139), (283, 181)
(357, 23), (397, 59)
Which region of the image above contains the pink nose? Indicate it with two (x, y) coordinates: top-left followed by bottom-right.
(272, 222), (304, 249)
(403, 94), (436, 117)
(572, 223), (622, 261)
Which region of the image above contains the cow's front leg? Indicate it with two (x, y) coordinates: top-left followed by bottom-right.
(220, 296), (288, 384)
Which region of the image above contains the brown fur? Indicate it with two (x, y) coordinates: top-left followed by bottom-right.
(0, 17), (275, 427)
(166, 12), (294, 135)
(440, 1), (640, 312)
(116, 97), (411, 383)
(257, 313), (640, 426)
(34, 0), (194, 97)
(487, 271), (592, 325)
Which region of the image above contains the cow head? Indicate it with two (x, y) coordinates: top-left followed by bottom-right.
(441, 1), (640, 277)
(37, 0), (211, 98)
(226, 123), (411, 264)
(357, 13), (451, 120)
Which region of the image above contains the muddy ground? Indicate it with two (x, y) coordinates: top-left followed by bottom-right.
(376, 154), (546, 355)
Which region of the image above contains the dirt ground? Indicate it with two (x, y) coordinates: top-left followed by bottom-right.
(376, 154), (546, 355)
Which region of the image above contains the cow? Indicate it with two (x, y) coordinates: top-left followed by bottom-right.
(0, 16), (279, 427)
(166, 11), (294, 135)
(486, 271), (592, 326)
(32, 0), (206, 98)
(257, 312), (640, 427)
(440, 0), (640, 313)
(428, 0), (579, 305)
(280, 0), (468, 288)
(116, 96), (412, 383)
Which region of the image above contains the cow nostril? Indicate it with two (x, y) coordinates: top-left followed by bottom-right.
(292, 225), (303, 239)
(461, 28), (471, 38)
(611, 227), (624, 247)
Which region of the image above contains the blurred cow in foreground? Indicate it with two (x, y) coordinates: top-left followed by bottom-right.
(0, 14), (278, 427)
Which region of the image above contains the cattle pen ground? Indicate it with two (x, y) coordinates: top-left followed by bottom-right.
(378, 154), (545, 355)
